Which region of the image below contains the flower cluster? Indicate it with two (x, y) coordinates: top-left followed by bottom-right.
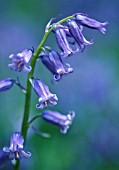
(40, 13), (108, 81)
(29, 13), (107, 134)
(0, 12), (108, 167)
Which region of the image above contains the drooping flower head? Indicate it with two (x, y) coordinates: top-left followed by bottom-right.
(40, 50), (73, 81)
(53, 26), (78, 57)
(0, 78), (15, 92)
(42, 110), (75, 134)
(3, 132), (31, 160)
(73, 13), (108, 34)
(0, 78), (26, 93)
(30, 78), (58, 109)
(8, 49), (33, 72)
(68, 19), (93, 52)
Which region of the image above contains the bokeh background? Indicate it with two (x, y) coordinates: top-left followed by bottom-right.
(0, 0), (119, 170)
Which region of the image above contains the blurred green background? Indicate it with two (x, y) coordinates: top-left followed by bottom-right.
(0, 0), (119, 170)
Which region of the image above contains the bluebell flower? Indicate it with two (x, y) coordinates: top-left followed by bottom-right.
(30, 78), (58, 109)
(3, 132), (31, 160)
(40, 50), (73, 81)
(73, 13), (108, 34)
(42, 110), (75, 134)
(68, 19), (93, 51)
(8, 49), (32, 72)
(0, 78), (26, 93)
(53, 27), (78, 57)
(0, 78), (15, 92)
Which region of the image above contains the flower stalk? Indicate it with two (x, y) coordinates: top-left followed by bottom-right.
(12, 12), (108, 169)
(14, 15), (74, 170)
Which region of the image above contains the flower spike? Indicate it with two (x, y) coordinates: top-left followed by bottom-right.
(42, 110), (75, 134)
(8, 49), (33, 72)
(40, 50), (73, 81)
(30, 78), (58, 109)
(68, 20), (93, 52)
(73, 13), (108, 34)
(3, 132), (31, 160)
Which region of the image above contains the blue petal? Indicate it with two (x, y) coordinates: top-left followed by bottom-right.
(9, 152), (15, 160)
(22, 49), (32, 63)
(23, 65), (32, 73)
(3, 147), (10, 153)
(19, 150), (31, 158)
(0, 79), (15, 92)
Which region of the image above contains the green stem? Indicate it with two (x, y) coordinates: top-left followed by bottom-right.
(28, 114), (41, 125)
(14, 160), (20, 170)
(14, 15), (74, 170)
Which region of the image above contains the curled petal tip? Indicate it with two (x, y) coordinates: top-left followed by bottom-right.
(3, 147), (10, 153)
(102, 21), (109, 26)
(9, 54), (14, 59)
(54, 74), (61, 81)
(19, 150), (31, 159)
(60, 128), (67, 134)
(23, 65), (32, 73)
(36, 104), (42, 109)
